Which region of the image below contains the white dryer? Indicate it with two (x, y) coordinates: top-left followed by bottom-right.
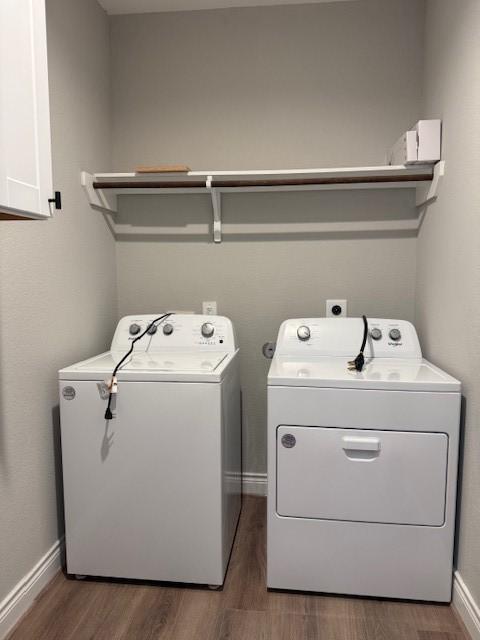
(267, 317), (461, 602)
(59, 314), (241, 587)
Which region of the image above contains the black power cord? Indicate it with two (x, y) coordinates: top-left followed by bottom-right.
(104, 313), (173, 420)
(348, 315), (368, 372)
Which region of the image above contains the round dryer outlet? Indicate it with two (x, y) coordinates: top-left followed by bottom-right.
(262, 342), (276, 359)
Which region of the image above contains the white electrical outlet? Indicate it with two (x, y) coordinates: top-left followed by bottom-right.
(326, 299), (347, 317)
(202, 301), (217, 315)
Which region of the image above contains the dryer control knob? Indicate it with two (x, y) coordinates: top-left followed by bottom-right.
(389, 328), (402, 341)
(297, 325), (311, 341)
(370, 327), (382, 341)
(201, 322), (215, 338)
(147, 323), (158, 335)
(129, 323), (141, 336)
(163, 323), (174, 336)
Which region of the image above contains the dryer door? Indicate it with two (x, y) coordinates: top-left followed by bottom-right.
(276, 426), (448, 526)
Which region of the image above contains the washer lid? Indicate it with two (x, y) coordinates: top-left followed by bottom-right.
(268, 357), (460, 392)
(59, 350), (233, 381)
(118, 351), (229, 372)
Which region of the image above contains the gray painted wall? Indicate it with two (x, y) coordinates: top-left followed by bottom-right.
(112, 0), (424, 473)
(111, 0), (425, 170)
(416, 0), (480, 605)
(0, 0), (116, 604)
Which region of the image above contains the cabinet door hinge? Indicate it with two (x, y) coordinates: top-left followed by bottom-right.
(48, 191), (62, 210)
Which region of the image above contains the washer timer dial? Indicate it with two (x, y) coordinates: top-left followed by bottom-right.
(201, 322), (215, 338)
(297, 326), (311, 342)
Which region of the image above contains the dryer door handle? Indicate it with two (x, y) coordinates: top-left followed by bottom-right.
(341, 436), (381, 452)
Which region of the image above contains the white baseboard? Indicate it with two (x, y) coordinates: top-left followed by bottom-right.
(453, 571), (480, 640)
(243, 472), (267, 496)
(0, 539), (62, 640)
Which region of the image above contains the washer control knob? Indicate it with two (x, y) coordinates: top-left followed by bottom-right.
(201, 322), (215, 338)
(129, 323), (141, 336)
(370, 327), (382, 341)
(389, 328), (402, 341)
(163, 323), (174, 336)
(147, 323), (158, 335)
(297, 325), (311, 342)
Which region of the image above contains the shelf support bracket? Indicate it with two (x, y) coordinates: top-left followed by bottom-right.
(81, 171), (117, 213)
(416, 160), (445, 208)
(206, 175), (222, 243)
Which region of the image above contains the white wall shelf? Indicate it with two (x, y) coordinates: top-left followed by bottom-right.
(81, 163), (442, 242)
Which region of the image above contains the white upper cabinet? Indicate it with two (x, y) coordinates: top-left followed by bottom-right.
(0, 0), (53, 219)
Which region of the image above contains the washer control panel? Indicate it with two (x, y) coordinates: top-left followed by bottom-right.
(111, 314), (236, 352)
(275, 318), (421, 359)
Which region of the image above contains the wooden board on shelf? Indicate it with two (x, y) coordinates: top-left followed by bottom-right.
(135, 164), (191, 174)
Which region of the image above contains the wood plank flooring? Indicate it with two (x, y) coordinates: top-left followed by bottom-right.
(7, 497), (470, 640)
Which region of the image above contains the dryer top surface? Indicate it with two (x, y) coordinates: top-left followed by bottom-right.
(268, 356), (460, 392)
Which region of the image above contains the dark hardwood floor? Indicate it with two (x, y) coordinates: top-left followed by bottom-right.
(7, 496), (469, 639)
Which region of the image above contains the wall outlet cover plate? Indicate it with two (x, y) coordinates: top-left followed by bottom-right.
(202, 301), (217, 315)
(326, 299), (347, 317)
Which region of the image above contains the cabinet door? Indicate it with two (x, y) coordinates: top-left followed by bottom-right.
(0, 0), (53, 219)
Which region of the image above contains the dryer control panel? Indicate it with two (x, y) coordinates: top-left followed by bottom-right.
(111, 314), (237, 353)
(275, 318), (422, 359)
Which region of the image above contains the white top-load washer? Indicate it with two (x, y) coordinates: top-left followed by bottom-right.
(267, 318), (461, 602)
(59, 314), (241, 587)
